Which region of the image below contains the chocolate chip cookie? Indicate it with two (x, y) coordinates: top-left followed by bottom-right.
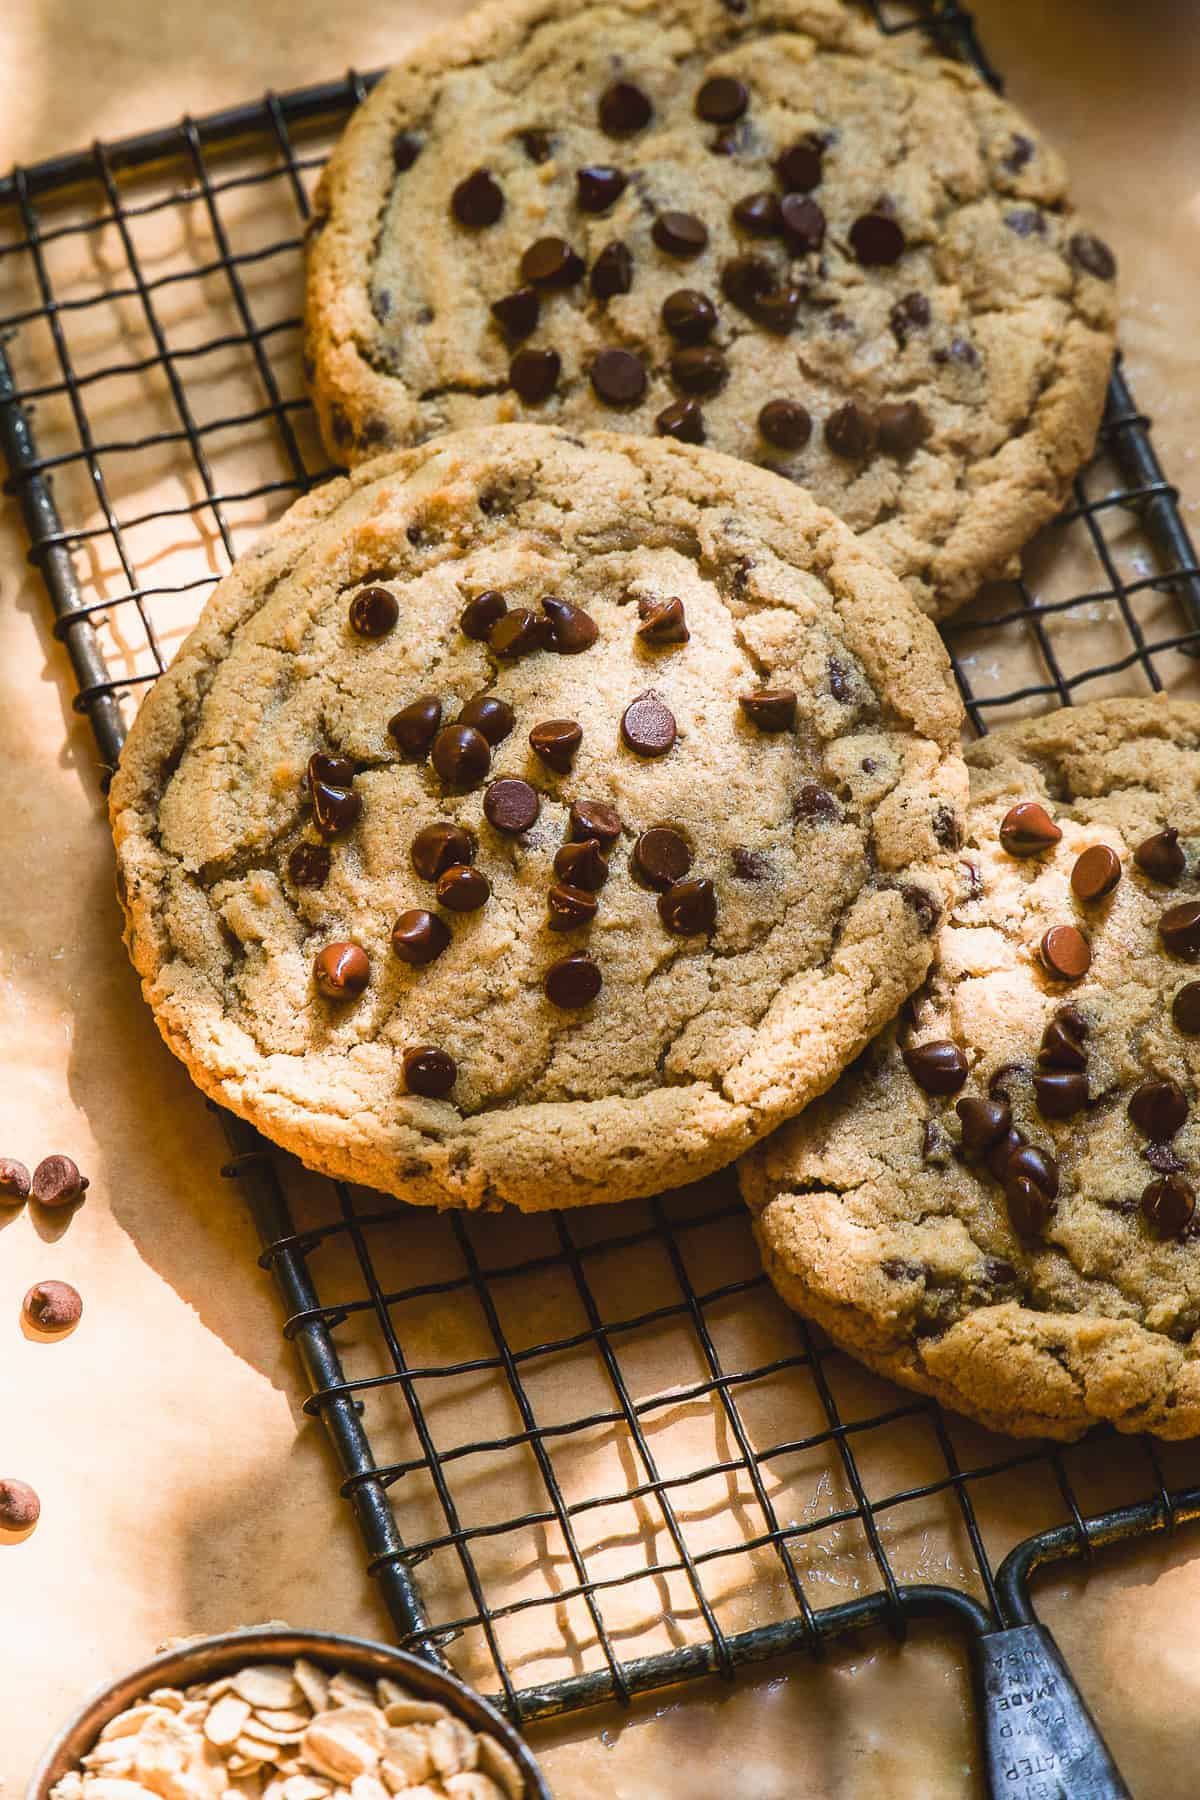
(110, 425), (964, 1212)
(741, 699), (1200, 1439)
(304, 0), (1117, 617)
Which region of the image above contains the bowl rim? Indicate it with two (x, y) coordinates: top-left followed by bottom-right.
(27, 1624), (551, 1799)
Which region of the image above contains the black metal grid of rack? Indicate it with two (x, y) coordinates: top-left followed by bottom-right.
(3, 2), (1200, 1789)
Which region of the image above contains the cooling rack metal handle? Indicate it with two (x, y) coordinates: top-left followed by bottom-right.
(973, 1628), (1129, 1799)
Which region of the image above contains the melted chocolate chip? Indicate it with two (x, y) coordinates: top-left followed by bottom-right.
(1005, 208), (1047, 238)
(490, 606), (549, 659)
(758, 399), (812, 450)
(570, 799), (622, 845)
(999, 801), (1062, 857)
(542, 596), (599, 654)
(733, 191), (782, 236)
(577, 165), (628, 213)
(753, 283), (803, 335)
(598, 80), (653, 138)
(695, 75), (748, 123)
(658, 877), (717, 935)
(310, 777), (362, 839)
(1003, 133), (1035, 172)
(388, 696), (442, 761)
(402, 1045), (457, 1098)
(590, 241), (634, 301)
(1129, 1079), (1188, 1141)
(670, 345), (727, 395)
(775, 137), (824, 193)
(452, 169), (504, 229)
(519, 128), (552, 163)
(436, 864), (491, 912)
(510, 347), (561, 403)
(634, 827), (692, 889)
(1071, 844), (1122, 903)
(824, 403), (876, 460)
(391, 909), (452, 966)
(314, 942), (370, 998)
(521, 236), (585, 287)
(591, 348), (648, 407)
(656, 399), (706, 443)
(933, 806), (962, 850)
(956, 1095), (1012, 1152)
(903, 1041), (969, 1095)
(637, 595), (689, 643)
(901, 885), (942, 936)
(288, 841), (331, 888)
(1142, 1174), (1195, 1238)
(431, 723), (491, 788)
(1040, 1008), (1089, 1070)
(874, 401), (928, 458)
(547, 882), (599, 930)
(457, 693), (515, 746)
(484, 778), (540, 834)
(1040, 925), (1091, 983)
(411, 822), (477, 882)
(1034, 1070), (1088, 1119)
(739, 688), (796, 732)
(530, 718), (583, 773)
(491, 288), (541, 339)
(555, 838), (609, 890)
(779, 194), (825, 253)
(461, 590), (507, 639)
(309, 751), (355, 789)
(890, 291), (931, 346)
(544, 951), (602, 1008)
(621, 690), (677, 757)
(653, 212), (709, 258)
(662, 289), (717, 342)
(349, 585), (398, 638)
(1135, 828), (1185, 885)
(794, 784), (839, 823)
(1006, 1143), (1059, 1201)
(720, 256), (800, 332)
(392, 132), (421, 171)
(731, 846), (769, 881)
(1173, 982), (1200, 1035)
(1006, 1174), (1054, 1241)
(849, 210), (905, 266)
(1070, 233), (1117, 280)
(882, 1258), (923, 1282)
(1160, 900), (1200, 959)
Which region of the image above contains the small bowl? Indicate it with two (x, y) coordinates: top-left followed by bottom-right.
(28, 1625), (551, 1799)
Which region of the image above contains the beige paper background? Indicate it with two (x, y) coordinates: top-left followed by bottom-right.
(1, 1), (1199, 1794)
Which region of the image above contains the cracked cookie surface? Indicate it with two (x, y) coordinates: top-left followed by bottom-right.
(304, 0), (1116, 618)
(741, 699), (1200, 1439)
(110, 425), (964, 1211)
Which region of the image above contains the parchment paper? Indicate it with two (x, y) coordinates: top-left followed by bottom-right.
(1, 1), (1199, 1794)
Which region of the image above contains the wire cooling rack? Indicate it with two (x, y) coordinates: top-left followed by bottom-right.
(4, 3), (1200, 1792)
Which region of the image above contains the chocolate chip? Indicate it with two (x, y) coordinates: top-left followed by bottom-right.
(308, 775), (359, 838)
(1003, 133), (1035, 172)
(309, 750), (355, 789)
(1006, 1174), (1055, 1241)
(758, 399), (812, 450)
(731, 846), (769, 881)
(720, 254), (803, 332)
(530, 719), (583, 773)
(391, 910), (451, 966)
(903, 1041), (969, 1096)
(1161, 900), (1200, 959)
(1005, 208), (1047, 238)
(1070, 233), (1117, 280)
(890, 291), (931, 345)
(875, 401), (928, 458)
(412, 823), (477, 882)
(457, 692), (515, 746)
(634, 827), (693, 889)
(590, 241), (634, 300)
(314, 942), (370, 998)
(1135, 828), (1185, 885)
(1040, 925), (1091, 982)
(1146, 1142), (1188, 1174)
(985, 1125), (1026, 1182)
(598, 79), (652, 137)
(452, 169), (504, 228)
(882, 1258), (923, 1282)
(901, 884), (942, 935)
(932, 806), (961, 851)
(739, 688), (796, 732)
(984, 1257), (1019, 1288)
(431, 723), (491, 788)
(662, 289), (718, 343)
(621, 691), (677, 757)
(288, 841), (332, 888)
(591, 348), (647, 407)
(1142, 1174), (1195, 1238)
(392, 132), (421, 172)
(999, 801), (1062, 857)
(402, 1045), (457, 1098)
(1034, 1070), (1089, 1119)
(934, 336), (981, 370)
(544, 951), (602, 1009)
(461, 591), (508, 639)
(436, 864), (491, 912)
(22, 1280), (82, 1332)
(849, 211), (905, 266)
(696, 75), (748, 123)
(577, 165), (628, 213)
(637, 595), (689, 643)
(656, 400), (706, 443)
(658, 877), (717, 935)
(519, 127), (553, 162)
(956, 1095), (1012, 1151)
(753, 283), (803, 335)
(1129, 1079), (1188, 1141)
(30, 1155), (87, 1211)
(0, 1479), (40, 1530)
(733, 191), (782, 236)
(1040, 1007), (1089, 1069)
(542, 595), (599, 654)
(555, 838), (609, 890)
(653, 212), (709, 258)
(794, 783), (839, 823)
(1173, 982), (1200, 1035)
(1067, 844), (1121, 905)
(666, 351), (726, 404)
(779, 194), (825, 253)
(570, 799), (622, 845)
(547, 882), (599, 930)
(490, 605), (549, 658)
(510, 347), (561, 403)
(521, 236), (585, 287)
(491, 288), (541, 341)
(484, 778), (540, 834)
(775, 137), (824, 193)
(349, 585), (398, 638)
(0, 1159), (31, 1203)
(388, 697), (442, 761)
(1006, 1143), (1059, 1201)
(823, 403), (876, 461)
